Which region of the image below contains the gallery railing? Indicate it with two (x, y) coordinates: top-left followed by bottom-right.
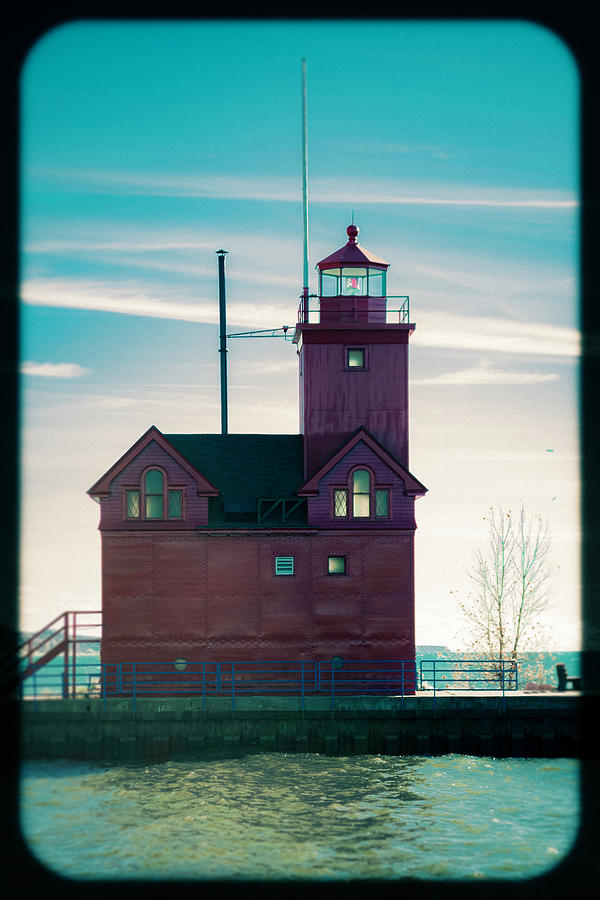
(297, 295), (410, 325)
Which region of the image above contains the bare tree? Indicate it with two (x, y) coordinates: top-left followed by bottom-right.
(458, 505), (553, 661)
(510, 505), (553, 657)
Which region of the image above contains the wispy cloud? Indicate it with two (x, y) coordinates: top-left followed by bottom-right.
(21, 360), (91, 378)
(23, 227), (301, 292)
(238, 359), (298, 375)
(412, 359), (559, 386)
(418, 447), (579, 463)
(21, 276), (581, 358)
(340, 140), (450, 160)
(29, 167), (578, 210)
(20, 277), (292, 329)
(413, 312), (580, 358)
(27, 237), (216, 255)
(21, 278), (211, 322)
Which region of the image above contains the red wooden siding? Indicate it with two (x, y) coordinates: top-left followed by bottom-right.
(100, 530), (415, 664)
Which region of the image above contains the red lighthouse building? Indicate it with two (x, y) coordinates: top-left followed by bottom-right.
(88, 224), (426, 679)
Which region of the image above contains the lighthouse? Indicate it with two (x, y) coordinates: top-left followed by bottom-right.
(296, 222), (414, 476)
(88, 222), (426, 675)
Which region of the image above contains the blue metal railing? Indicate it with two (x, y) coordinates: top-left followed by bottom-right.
(318, 659), (417, 710)
(98, 659), (417, 710)
(19, 660), (102, 704)
(419, 658), (519, 712)
(100, 660), (324, 711)
(18, 656), (520, 710)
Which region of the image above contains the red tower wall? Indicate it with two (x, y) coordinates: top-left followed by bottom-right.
(299, 325), (412, 476)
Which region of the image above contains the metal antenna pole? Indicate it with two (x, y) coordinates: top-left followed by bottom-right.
(301, 59), (309, 320)
(216, 249), (229, 435)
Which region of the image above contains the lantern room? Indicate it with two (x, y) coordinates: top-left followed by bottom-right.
(311, 223), (392, 325)
(317, 223), (388, 298)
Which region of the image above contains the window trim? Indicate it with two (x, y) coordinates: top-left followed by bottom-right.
(327, 555), (347, 576)
(167, 488), (184, 520)
(375, 487), (391, 519)
(144, 467), (164, 519)
(125, 488), (141, 519)
(352, 467), (371, 518)
(330, 466), (393, 522)
(345, 346), (367, 370)
(332, 487), (349, 519)
(123, 466), (185, 521)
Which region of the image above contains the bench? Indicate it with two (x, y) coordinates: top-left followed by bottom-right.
(556, 663), (581, 691)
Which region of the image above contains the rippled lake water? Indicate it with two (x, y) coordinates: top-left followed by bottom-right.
(20, 753), (579, 882)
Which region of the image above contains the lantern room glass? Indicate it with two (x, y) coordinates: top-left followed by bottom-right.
(320, 267), (386, 297)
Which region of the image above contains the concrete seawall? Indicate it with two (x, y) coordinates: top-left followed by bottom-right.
(19, 692), (584, 762)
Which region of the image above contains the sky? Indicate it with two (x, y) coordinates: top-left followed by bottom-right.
(18, 18), (581, 649)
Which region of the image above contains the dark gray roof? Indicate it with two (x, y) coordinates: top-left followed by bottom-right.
(164, 433), (306, 527)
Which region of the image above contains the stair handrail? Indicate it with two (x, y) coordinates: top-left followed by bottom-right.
(19, 612), (69, 671)
(1, 610), (102, 681)
(0, 613), (68, 683)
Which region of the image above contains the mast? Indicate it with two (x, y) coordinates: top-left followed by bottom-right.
(216, 249), (228, 435)
(301, 59), (309, 319)
(214, 63), (308, 425)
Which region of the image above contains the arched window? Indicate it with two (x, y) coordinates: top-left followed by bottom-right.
(145, 469), (164, 519)
(332, 467), (392, 521)
(352, 469), (371, 518)
(125, 468), (183, 521)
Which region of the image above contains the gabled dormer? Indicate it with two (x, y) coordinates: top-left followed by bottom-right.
(88, 426), (219, 530)
(296, 427), (426, 530)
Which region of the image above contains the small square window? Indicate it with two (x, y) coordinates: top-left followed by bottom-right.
(347, 348), (365, 368)
(328, 556), (346, 575)
(275, 556), (294, 575)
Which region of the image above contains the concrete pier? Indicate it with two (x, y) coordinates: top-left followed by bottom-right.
(19, 691), (584, 762)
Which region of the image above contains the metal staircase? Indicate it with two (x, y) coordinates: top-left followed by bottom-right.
(1, 611), (102, 698)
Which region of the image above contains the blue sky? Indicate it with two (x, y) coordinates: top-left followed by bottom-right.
(19, 19), (580, 648)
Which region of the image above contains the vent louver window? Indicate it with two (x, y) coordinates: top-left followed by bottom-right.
(275, 556), (294, 575)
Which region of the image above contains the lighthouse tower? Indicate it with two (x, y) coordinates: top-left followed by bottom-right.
(295, 223), (414, 477)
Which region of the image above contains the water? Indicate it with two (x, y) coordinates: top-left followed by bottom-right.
(20, 753), (579, 882)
